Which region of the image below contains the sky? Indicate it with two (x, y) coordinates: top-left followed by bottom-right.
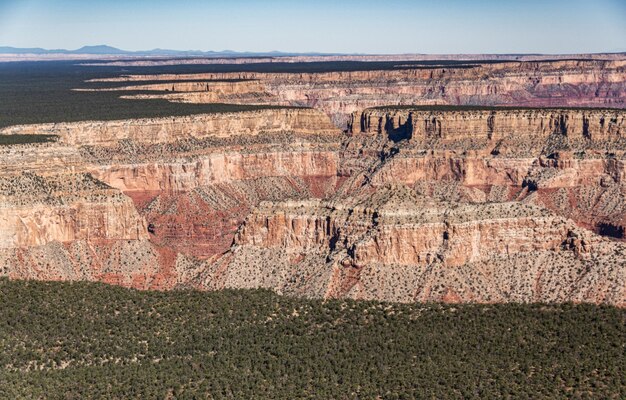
(0, 0), (624, 54)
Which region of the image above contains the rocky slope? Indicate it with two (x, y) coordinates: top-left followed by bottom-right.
(345, 107), (626, 237)
(0, 172), (173, 289)
(0, 108), (335, 146)
(0, 173), (146, 248)
(192, 185), (626, 305)
(1, 59), (625, 305)
(91, 60), (626, 127)
(0, 108), (344, 268)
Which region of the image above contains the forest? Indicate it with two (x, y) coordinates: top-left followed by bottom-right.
(0, 133), (58, 145)
(1, 278), (624, 399)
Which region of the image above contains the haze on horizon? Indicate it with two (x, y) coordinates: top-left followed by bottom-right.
(0, 0), (624, 54)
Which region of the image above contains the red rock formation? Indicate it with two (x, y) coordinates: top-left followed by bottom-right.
(0, 108), (337, 146)
(0, 173), (147, 249)
(91, 60), (626, 127)
(1, 60), (625, 306)
(0, 108), (344, 269)
(208, 185), (625, 305)
(346, 107), (626, 237)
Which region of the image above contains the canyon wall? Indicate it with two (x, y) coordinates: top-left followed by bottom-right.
(90, 150), (339, 192)
(344, 107), (626, 237)
(350, 107), (624, 141)
(0, 108), (344, 267)
(0, 173), (146, 249)
(90, 60), (626, 127)
(1, 57), (625, 305)
(235, 195), (572, 268)
(88, 79), (264, 94)
(200, 185), (626, 305)
(0, 108), (337, 146)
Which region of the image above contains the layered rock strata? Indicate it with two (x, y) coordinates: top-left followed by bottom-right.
(0, 172), (174, 289)
(1, 63), (625, 306)
(0, 108), (335, 146)
(89, 60), (626, 127)
(0, 173), (146, 248)
(345, 107), (626, 237)
(194, 185), (626, 305)
(0, 108), (344, 263)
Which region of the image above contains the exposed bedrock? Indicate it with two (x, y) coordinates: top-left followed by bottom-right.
(92, 60), (626, 128)
(0, 173), (147, 249)
(345, 107), (626, 236)
(90, 79), (265, 94)
(0, 172), (175, 290)
(235, 195), (569, 268)
(349, 107), (624, 141)
(0, 108), (344, 264)
(198, 185), (626, 305)
(0, 108), (337, 146)
(90, 150), (339, 192)
(1, 100), (625, 305)
(0, 239), (178, 290)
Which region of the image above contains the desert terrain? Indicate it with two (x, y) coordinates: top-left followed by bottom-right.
(0, 55), (624, 306)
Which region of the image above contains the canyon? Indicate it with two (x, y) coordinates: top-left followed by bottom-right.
(91, 59), (626, 126)
(1, 56), (625, 305)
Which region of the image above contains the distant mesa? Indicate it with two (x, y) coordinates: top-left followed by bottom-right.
(0, 45), (338, 57)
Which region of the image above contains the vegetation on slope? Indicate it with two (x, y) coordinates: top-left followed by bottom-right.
(0, 62), (296, 129)
(371, 104), (622, 112)
(0, 278), (624, 399)
(0, 134), (58, 145)
(0, 59), (505, 129)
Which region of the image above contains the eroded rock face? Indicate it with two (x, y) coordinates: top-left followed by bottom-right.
(89, 149), (339, 192)
(0, 173), (147, 248)
(92, 60), (626, 127)
(350, 108), (624, 141)
(0, 239), (176, 290)
(0, 108), (336, 146)
(234, 188), (572, 267)
(0, 173), (174, 290)
(0, 108), (344, 271)
(1, 60), (625, 306)
(345, 107), (626, 237)
(195, 185), (626, 305)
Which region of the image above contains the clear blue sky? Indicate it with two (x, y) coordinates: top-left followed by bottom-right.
(0, 0), (624, 54)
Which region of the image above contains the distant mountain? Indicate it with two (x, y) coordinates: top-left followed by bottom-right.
(2, 45), (623, 59)
(0, 45), (337, 57)
(0, 46), (63, 54)
(73, 45), (130, 55)
(0, 45), (128, 55)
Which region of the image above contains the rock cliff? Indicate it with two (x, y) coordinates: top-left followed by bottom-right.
(91, 60), (626, 127)
(345, 107), (626, 238)
(350, 107), (624, 141)
(0, 173), (146, 248)
(196, 185), (626, 305)
(1, 59), (625, 306)
(0, 108), (343, 262)
(0, 108), (336, 146)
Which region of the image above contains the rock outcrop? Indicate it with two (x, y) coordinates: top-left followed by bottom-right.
(0, 108), (336, 146)
(349, 107), (624, 142)
(344, 107), (626, 238)
(1, 58), (625, 306)
(0, 172), (173, 289)
(195, 185), (626, 305)
(0, 173), (146, 248)
(90, 60), (626, 127)
(0, 108), (344, 263)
